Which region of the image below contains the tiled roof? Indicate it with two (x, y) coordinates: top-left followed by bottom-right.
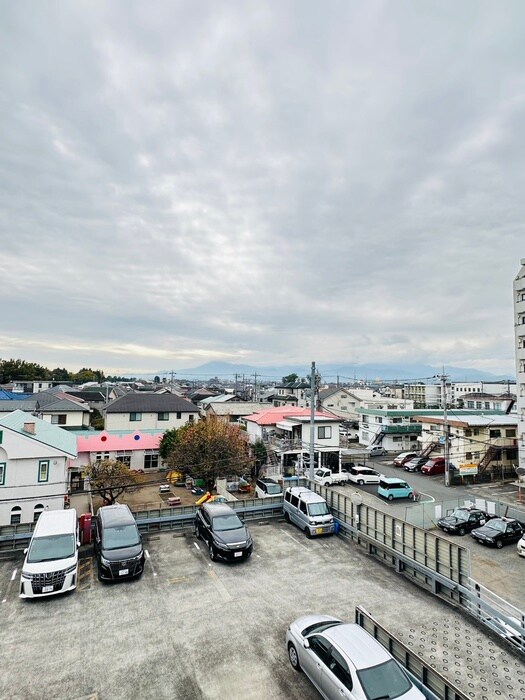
(105, 393), (200, 413)
(0, 409), (77, 456)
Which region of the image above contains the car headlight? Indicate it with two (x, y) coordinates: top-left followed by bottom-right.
(100, 556), (112, 566)
(63, 564), (77, 575)
(21, 570), (32, 579)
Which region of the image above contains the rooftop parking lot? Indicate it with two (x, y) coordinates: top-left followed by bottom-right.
(1, 519), (524, 700)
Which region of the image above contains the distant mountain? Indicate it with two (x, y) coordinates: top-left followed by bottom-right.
(156, 361), (514, 384)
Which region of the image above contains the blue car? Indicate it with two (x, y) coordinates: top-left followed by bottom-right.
(378, 477), (415, 501)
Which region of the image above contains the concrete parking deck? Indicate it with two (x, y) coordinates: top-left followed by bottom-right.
(0, 520), (523, 699)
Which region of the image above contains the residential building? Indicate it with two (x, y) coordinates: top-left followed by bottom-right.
(0, 410), (77, 526)
(416, 414), (518, 478)
(514, 258), (525, 473)
(448, 380), (516, 406)
(272, 379), (310, 407)
(0, 390), (91, 430)
(403, 383), (441, 408)
(104, 393), (200, 431)
(204, 401), (270, 423)
(458, 392), (515, 413)
(358, 408), (422, 452)
(244, 406), (342, 476)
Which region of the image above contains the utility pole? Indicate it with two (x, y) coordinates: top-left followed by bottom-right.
(253, 372), (258, 402)
(439, 372), (451, 486)
(309, 361), (316, 481)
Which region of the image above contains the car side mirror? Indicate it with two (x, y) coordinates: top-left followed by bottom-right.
(23, 548), (28, 555)
(303, 639), (310, 649)
(77, 541), (81, 548)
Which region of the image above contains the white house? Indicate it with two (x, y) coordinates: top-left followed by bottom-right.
(104, 393), (200, 431)
(0, 410), (77, 526)
(0, 390), (91, 429)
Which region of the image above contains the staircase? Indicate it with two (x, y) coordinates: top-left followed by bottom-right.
(477, 445), (500, 475)
(370, 431), (385, 446)
(420, 441), (440, 458)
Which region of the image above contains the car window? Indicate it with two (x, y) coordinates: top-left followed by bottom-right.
(290, 495), (299, 508)
(307, 502), (329, 517)
(486, 520), (505, 533)
(102, 524), (140, 550)
(212, 514), (243, 532)
(299, 501), (307, 515)
(357, 659), (412, 700)
(308, 635), (331, 663)
(301, 620), (342, 637)
(326, 646), (353, 690)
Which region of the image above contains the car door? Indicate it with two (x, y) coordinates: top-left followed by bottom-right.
(320, 645), (356, 699)
(198, 509), (211, 546)
(302, 635), (331, 696)
(507, 522), (522, 544)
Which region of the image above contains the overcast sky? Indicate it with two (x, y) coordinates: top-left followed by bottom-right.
(1, 1), (524, 378)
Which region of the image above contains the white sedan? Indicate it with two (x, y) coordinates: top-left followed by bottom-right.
(286, 614), (425, 700)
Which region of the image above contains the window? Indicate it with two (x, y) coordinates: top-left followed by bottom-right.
(116, 453), (131, 467)
(466, 452), (472, 461)
(327, 647), (353, 690)
(95, 452), (110, 462)
(376, 417), (383, 424)
(393, 436), (402, 442)
(157, 412), (169, 421)
(467, 401), (474, 409)
(130, 412), (142, 421)
(144, 452), (159, 470)
(505, 429), (516, 438)
(51, 414), (67, 425)
(476, 402), (482, 409)
(188, 414), (194, 422)
(489, 429), (501, 438)
(176, 412), (182, 419)
(33, 504), (44, 522)
(465, 429), (472, 437)
(484, 402), (490, 410)
(308, 635), (331, 663)
(10, 506), (22, 525)
(392, 417), (402, 424)
(38, 460), (49, 483)
(318, 426), (332, 439)
(0, 462), (5, 486)
(299, 501), (307, 514)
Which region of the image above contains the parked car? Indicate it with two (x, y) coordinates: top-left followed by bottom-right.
(437, 507), (493, 535)
(283, 487), (334, 538)
(404, 456), (429, 473)
(286, 614), (425, 700)
(367, 445), (387, 457)
(348, 465), (381, 485)
(377, 477), (415, 501)
(421, 457), (446, 475)
(471, 517), (524, 549)
(255, 477), (282, 498)
(194, 502), (253, 561)
(393, 452), (418, 467)
(517, 533), (525, 557)
(94, 504), (145, 582)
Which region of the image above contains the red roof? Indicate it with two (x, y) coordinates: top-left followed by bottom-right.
(244, 406), (338, 426)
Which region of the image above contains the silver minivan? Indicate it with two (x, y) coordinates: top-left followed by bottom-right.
(283, 487), (334, 538)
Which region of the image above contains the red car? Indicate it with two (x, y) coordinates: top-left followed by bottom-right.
(421, 457), (446, 475)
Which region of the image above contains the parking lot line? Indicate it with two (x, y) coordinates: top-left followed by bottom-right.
(281, 528), (309, 550)
(10, 568), (17, 581)
(145, 548), (157, 577)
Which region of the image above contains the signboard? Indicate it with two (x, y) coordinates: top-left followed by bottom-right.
(459, 462), (478, 476)
(438, 436), (446, 445)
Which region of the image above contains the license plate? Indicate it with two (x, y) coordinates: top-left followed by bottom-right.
(234, 551), (243, 558)
(119, 569), (129, 576)
(42, 585), (53, 593)
(316, 528), (323, 534)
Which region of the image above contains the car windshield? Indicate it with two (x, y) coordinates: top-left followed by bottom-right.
(357, 659), (412, 700)
(103, 524), (140, 550)
(212, 514), (243, 531)
(27, 534), (76, 563)
(307, 502), (329, 516)
(485, 520), (506, 533)
(302, 620), (342, 636)
(450, 509), (470, 522)
(266, 484), (282, 495)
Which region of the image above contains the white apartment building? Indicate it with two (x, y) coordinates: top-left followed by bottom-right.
(403, 383), (441, 408)
(514, 258), (525, 472)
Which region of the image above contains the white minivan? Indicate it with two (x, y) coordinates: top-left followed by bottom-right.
(19, 509), (79, 599)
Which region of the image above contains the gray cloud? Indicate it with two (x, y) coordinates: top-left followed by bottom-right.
(1, 1), (524, 376)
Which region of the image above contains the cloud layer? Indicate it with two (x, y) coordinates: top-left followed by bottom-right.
(1, 1), (524, 376)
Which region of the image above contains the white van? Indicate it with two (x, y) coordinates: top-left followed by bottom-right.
(283, 487), (334, 538)
(19, 509), (79, 599)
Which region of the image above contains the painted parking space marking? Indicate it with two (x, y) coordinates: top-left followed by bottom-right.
(10, 568), (17, 581)
(145, 549), (157, 577)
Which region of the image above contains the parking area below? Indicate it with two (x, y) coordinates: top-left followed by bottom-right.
(0, 520), (524, 700)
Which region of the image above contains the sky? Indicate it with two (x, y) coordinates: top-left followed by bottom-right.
(1, 1), (525, 378)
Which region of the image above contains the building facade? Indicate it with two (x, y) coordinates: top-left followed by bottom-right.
(514, 258), (525, 473)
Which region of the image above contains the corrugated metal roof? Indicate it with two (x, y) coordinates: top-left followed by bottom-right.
(244, 406), (339, 426)
(105, 393), (200, 413)
(0, 409), (77, 456)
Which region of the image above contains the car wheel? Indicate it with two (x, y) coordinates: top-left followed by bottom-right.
(208, 542), (217, 561)
(97, 567), (104, 582)
(194, 525), (200, 539)
(387, 494), (394, 501)
(284, 511), (290, 523)
(305, 527), (312, 539)
(357, 479), (364, 486)
(408, 492), (414, 500)
(458, 527), (466, 536)
(288, 642), (301, 671)
(496, 540), (503, 549)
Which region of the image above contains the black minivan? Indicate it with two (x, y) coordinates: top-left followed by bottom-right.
(94, 504), (145, 581)
(194, 502), (253, 562)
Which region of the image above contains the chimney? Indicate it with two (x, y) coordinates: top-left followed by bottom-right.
(23, 422), (36, 435)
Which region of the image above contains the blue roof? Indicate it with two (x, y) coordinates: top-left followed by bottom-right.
(0, 390), (31, 400)
(0, 409), (77, 457)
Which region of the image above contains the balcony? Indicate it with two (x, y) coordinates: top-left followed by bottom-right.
(382, 424), (422, 434)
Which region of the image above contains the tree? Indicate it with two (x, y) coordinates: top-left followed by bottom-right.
(90, 408), (104, 430)
(86, 459), (140, 505)
(282, 373), (298, 384)
(166, 417), (250, 492)
(159, 427), (181, 460)
(252, 439), (267, 479)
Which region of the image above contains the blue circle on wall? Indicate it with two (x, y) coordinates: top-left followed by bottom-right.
(134, 434), (141, 441)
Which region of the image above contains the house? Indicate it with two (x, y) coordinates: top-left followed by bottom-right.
(416, 413), (519, 478)
(244, 406), (342, 476)
(271, 379), (310, 407)
(204, 401), (270, 423)
(337, 389), (414, 426)
(458, 392), (515, 413)
(358, 407), (423, 452)
(0, 410), (77, 526)
(70, 429), (164, 489)
(104, 393), (200, 431)
(0, 390), (91, 430)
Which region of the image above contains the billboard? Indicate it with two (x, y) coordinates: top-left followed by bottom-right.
(459, 462), (478, 475)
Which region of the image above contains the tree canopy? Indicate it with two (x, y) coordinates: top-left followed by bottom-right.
(281, 372), (299, 384)
(86, 459), (140, 505)
(159, 427), (181, 460)
(165, 417), (250, 491)
(0, 358), (106, 385)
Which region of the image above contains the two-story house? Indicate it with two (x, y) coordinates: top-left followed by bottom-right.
(104, 393), (200, 431)
(244, 406), (342, 476)
(358, 407), (422, 452)
(0, 410), (77, 526)
(0, 390), (91, 430)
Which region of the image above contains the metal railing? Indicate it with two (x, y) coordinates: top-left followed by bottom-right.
(355, 605), (469, 700)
